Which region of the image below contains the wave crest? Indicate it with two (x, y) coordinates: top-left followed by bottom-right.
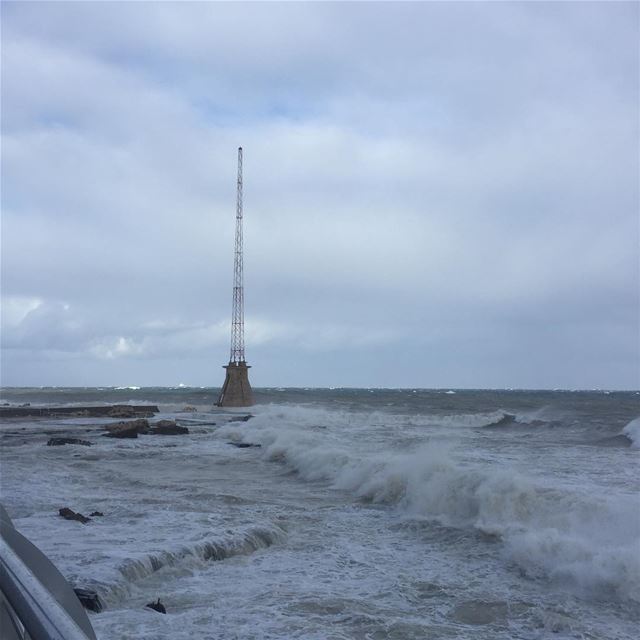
(622, 417), (640, 449)
(236, 414), (640, 602)
(95, 524), (285, 607)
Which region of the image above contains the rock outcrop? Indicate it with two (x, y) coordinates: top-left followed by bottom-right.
(59, 507), (91, 524)
(227, 414), (253, 423)
(47, 437), (92, 447)
(149, 420), (189, 435)
(103, 419), (150, 439)
(146, 599), (166, 614)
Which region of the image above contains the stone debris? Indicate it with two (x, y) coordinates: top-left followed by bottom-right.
(150, 420), (189, 435)
(227, 414), (253, 423)
(59, 507), (91, 524)
(103, 419), (150, 438)
(226, 442), (261, 448)
(47, 437), (92, 447)
(146, 599), (166, 614)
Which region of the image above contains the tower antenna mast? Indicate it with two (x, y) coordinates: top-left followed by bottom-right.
(217, 147), (253, 407)
(230, 146), (245, 364)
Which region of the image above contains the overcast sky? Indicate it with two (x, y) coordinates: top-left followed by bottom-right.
(1, 1), (638, 389)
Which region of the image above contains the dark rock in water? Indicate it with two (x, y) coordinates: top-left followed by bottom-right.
(181, 406), (197, 412)
(152, 425), (189, 435)
(155, 419), (178, 428)
(228, 414), (253, 423)
(227, 442), (261, 448)
(47, 437), (92, 447)
(103, 418), (149, 438)
(107, 405), (138, 418)
(89, 511), (104, 517)
(146, 599), (166, 614)
(150, 420), (189, 435)
(59, 507), (91, 524)
(74, 588), (103, 613)
(103, 426), (138, 439)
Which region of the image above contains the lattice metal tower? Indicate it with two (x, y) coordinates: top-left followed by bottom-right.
(217, 147), (253, 407)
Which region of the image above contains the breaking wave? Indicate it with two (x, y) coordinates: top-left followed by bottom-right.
(622, 417), (640, 449)
(94, 524), (285, 607)
(232, 415), (640, 602)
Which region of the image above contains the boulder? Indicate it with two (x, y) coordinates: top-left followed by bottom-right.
(89, 511), (104, 517)
(59, 507), (91, 524)
(182, 406), (197, 412)
(227, 442), (261, 448)
(47, 437), (92, 447)
(146, 599), (166, 614)
(74, 588), (103, 613)
(228, 414), (253, 423)
(103, 418), (149, 439)
(154, 419), (178, 428)
(107, 405), (137, 418)
(150, 420), (189, 435)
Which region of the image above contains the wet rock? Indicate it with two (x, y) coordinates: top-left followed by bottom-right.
(47, 437), (93, 447)
(146, 599), (166, 614)
(182, 406), (197, 412)
(103, 418), (149, 438)
(228, 414), (253, 423)
(89, 511), (104, 517)
(74, 588), (103, 613)
(155, 419), (178, 428)
(59, 507), (91, 524)
(107, 405), (138, 418)
(150, 420), (189, 435)
(227, 442), (261, 448)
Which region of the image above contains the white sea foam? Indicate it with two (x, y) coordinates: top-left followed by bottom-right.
(622, 417), (640, 448)
(229, 405), (640, 602)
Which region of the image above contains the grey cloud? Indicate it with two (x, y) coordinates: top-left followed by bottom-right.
(1, 1), (637, 389)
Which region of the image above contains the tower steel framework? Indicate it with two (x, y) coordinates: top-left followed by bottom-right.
(217, 147), (253, 407)
(230, 147), (245, 364)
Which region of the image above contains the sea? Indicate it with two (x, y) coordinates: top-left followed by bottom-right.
(0, 387), (639, 640)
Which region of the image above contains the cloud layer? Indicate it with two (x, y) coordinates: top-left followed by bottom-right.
(1, 2), (638, 388)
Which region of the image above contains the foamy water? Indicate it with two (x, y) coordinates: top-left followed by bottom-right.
(1, 388), (638, 639)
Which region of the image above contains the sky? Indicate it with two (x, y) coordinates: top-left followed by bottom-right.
(1, 1), (638, 389)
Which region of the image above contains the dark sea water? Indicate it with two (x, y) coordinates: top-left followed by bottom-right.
(1, 387), (639, 639)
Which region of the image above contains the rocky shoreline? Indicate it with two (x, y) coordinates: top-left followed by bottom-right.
(0, 404), (159, 418)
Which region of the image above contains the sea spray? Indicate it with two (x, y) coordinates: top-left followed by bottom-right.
(622, 417), (640, 448)
(224, 406), (640, 601)
(3, 388), (639, 640)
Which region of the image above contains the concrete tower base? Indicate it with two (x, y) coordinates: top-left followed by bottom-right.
(217, 362), (253, 407)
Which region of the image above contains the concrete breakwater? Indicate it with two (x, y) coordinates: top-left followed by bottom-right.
(0, 405), (159, 418)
